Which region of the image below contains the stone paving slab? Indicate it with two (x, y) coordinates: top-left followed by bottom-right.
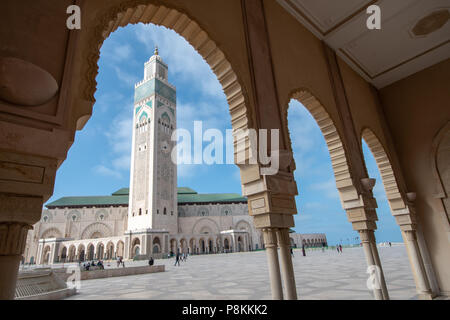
(66, 246), (417, 300)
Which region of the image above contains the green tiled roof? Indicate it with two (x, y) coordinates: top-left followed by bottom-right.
(177, 193), (247, 204)
(111, 188), (130, 196)
(45, 187), (247, 208)
(177, 187), (197, 194)
(46, 195), (129, 208)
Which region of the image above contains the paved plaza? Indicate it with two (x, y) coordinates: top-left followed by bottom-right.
(66, 245), (417, 300)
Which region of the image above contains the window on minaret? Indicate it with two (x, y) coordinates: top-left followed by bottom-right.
(139, 208), (142, 216)
(163, 207), (167, 215)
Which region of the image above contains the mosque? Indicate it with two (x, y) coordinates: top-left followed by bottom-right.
(23, 49), (326, 265)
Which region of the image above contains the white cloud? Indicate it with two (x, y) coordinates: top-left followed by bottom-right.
(114, 66), (139, 87)
(94, 165), (122, 179)
(177, 101), (230, 132)
(114, 44), (132, 61)
(309, 179), (340, 199)
(101, 40), (133, 63)
(296, 213), (313, 221)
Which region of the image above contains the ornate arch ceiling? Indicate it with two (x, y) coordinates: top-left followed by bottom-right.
(277, 0), (450, 88)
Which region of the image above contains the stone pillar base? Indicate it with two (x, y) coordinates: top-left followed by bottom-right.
(418, 292), (435, 300)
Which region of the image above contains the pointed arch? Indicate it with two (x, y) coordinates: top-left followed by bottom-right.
(40, 227), (63, 240)
(361, 128), (406, 211)
(432, 121), (450, 199)
(139, 111), (149, 122)
(288, 89), (356, 205)
(79, 2), (252, 156)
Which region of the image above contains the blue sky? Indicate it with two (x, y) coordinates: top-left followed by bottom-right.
(47, 24), (402, 245)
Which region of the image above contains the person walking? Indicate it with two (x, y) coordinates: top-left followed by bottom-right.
(148, 257), (154, 266)
(339, 244), (343, 253)
(302, 244), (306, 257)
(174, 251), (180, 266)
(290, 247), (294, 257)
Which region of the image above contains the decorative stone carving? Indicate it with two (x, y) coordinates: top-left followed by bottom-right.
(411, 9), (450, 37)
(80, 222), (112, 239)
(0, 57), (58, 106)
(0, 222), (31, 255)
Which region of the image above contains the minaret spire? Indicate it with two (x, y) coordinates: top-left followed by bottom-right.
(154, 46), (159, 56)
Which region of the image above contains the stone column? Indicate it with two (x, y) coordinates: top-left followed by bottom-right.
(367, 232), (389, 300)
(262, 228), (283, 300)
(0, 192), (44, 299)
(359, 230), (383, 300)
(276, 228), (297, 300)
(404, 230), (433, 299)
(0, 222), (31, 299)
(341, 177), (390, 300)
(391, 200), (434, 299)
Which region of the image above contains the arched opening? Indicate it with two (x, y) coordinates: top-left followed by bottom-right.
(433, 122), (450, 219)
(237, 236), (243, 252)
(60, 246), (67, 263)
(131, 238), (141, 259)
(189, 238), (196, 254)
(153, 237), (161, 254)
(116, 241), (124, 258)
(361, 129), (404, 242)
(224, 238), (230, 252)
(74, 4), (252, 208)
(361, 128), (419, 292)
(170, 238), (178, 254)
(96, 242), (105, 260)
(68, 245), (76, 262)
(77, 244), (86, 262)
(87, 244), (95, 261)
(199, 238), (206, 254)
(287, 91), (354, 242)
(179, 239), (186, 253)
(42, 245), (51, 265)
(106, 242), (115, 260)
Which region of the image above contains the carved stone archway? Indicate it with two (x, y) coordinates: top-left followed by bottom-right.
(78, 2), (253, 156)
(288, 90), (356, 207)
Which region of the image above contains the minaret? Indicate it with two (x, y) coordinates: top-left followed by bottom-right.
(127, 47), (178, 235)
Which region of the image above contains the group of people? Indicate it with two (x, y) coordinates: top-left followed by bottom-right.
(336, 244), (343, 253)
(82, 260), (104, 271)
